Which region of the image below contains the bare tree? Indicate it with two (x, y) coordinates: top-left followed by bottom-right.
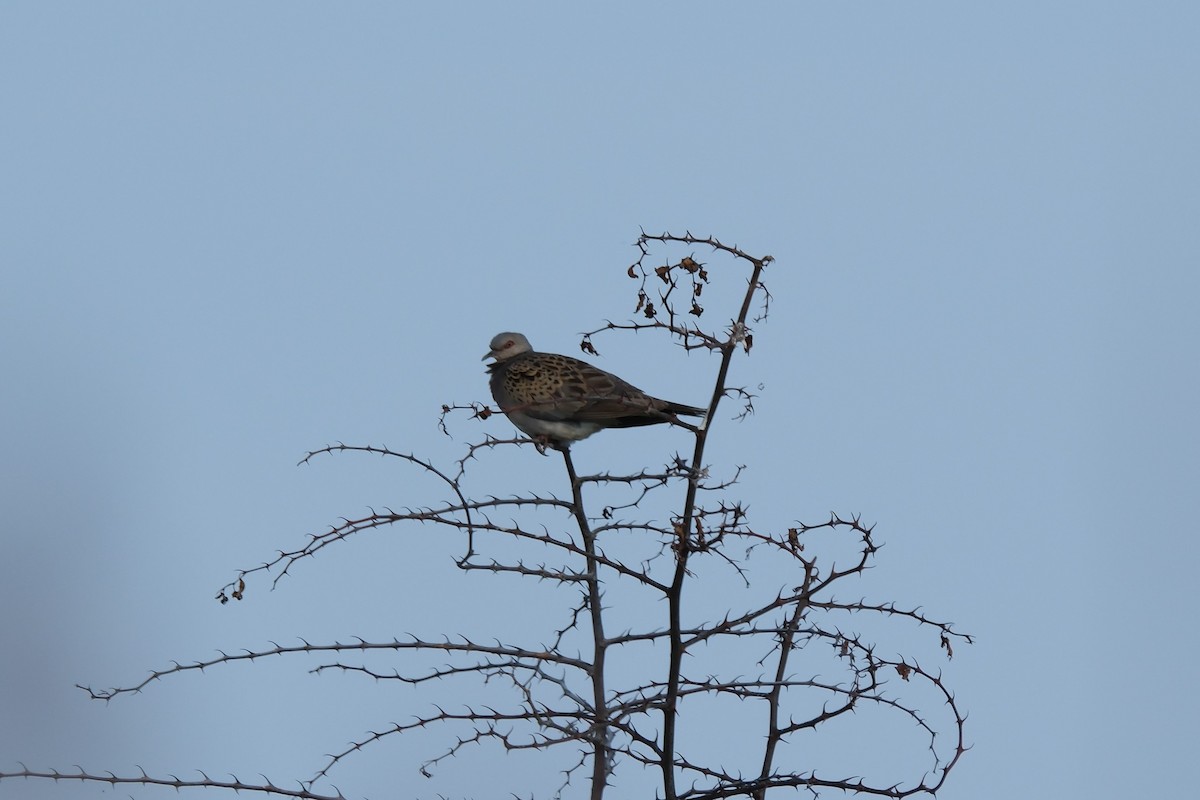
(2, 231), (971, 799)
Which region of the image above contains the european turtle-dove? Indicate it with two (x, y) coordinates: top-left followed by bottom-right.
(484, 332), (705, 449)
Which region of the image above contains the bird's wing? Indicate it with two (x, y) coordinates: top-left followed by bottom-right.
(502, 354), (665, 422)
(553, 357), (668, 422)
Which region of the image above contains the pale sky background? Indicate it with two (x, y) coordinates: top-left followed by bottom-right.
(3, 3), (1198, 799)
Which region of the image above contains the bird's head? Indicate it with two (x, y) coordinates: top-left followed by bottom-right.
(483, 332), (533, 362)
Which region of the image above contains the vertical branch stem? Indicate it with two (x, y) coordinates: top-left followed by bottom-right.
(662, 257), (768, 800)
(562, 449), (610, 800)
(753, 563), (813, 800)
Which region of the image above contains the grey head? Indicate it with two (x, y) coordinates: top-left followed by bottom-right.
(483, 331), (534, 362)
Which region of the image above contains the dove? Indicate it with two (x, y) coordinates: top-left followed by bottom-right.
(484, 332), (705, 449)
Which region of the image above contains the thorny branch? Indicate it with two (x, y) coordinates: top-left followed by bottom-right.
(3, 231), (971, 800)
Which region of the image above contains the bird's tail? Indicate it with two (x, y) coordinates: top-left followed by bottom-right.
(664, 401), (707, 418)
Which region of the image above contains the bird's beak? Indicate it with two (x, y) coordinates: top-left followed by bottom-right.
(482, 350), (494, 361)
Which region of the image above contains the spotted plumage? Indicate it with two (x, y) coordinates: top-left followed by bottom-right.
(484, 331), (705, 449)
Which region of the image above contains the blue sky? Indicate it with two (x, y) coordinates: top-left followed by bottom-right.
(2, 3), (1198, 799)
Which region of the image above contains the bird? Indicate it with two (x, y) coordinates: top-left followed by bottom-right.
(484, 331), (706, 449)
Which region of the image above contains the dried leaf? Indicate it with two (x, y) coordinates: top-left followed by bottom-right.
(689, 302), (703, 317)
(788, 528), (800, 551)
(942, 633), (955, 659)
